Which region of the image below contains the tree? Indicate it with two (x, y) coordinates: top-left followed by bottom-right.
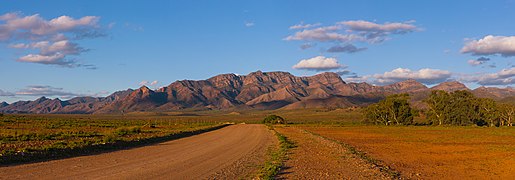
(477, 98), (498, 127)
(446, 90), (479, 126)
(424, 90), (450, 125)
(423, 90), (510, 126)
(363, 93), (415, 125)
(263, 115), (286, 124)
(498, 103), (514, 127)
(364, 103), (390, 125)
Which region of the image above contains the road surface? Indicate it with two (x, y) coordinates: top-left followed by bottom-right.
(0, 124), (275, 179)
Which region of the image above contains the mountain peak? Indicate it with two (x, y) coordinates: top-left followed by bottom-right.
(35, 96), (50, 102)
(309, 72), (346, 84)
(0, 102), (8, 107)
(383, 79), (427, 92)
(399, 79), (419, 83)
(431, 81), (469, 92)
(394, 79), (424, 86)
(314, 71), (341, 77)
(139, 85), (151, 91)
(248, 70), (264, 76)
(134, 86), (153, 96)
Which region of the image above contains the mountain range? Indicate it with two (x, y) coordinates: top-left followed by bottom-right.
(1, 71), (514, 114)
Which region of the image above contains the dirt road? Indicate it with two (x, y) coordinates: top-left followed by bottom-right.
(275, 126), (389, 179)
(0, 124), (275, 179)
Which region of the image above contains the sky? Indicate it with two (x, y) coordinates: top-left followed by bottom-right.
(1, 0), (515, 103)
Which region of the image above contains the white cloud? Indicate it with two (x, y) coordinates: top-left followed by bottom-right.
(285, 20), (418, 44)
(8, 43), (30, 48)
(139, 81), (149, 86)
(16, 85), (80, 98)
(284, 25), (364, 42)
(10, 40), (86, 56)
(150, 80), (158, 86)
(244, 21), (254, 27)
(460, 68), (515, 85)
(372, 68), (451, 85)
(139, 80), (159, 87)
(41, 40), (86, 55)
(467, 59), (483, 66)
(340, 20), (418, 34)
(461, 35), (515, 57)
(289, 22), (321, 30)
(0, 12), (103, 68)
(17, 53), (68, 65)
(292, 56), (345, 71)
(0, 89), (15, 96)
(0, 13), (100, 40)
(343, 75), (371, 83)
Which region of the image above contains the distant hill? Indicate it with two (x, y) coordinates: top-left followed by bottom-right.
(499, 96), (515, 105)
(1, 71), (514, 114)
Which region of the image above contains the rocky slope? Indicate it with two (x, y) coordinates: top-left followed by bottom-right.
(1, 71), (514, 114)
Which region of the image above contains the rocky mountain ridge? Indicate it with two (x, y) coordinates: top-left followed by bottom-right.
(1, 71), (514, 114)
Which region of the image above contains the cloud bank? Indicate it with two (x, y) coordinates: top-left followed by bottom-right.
(372, 68), (452, 85)
(289, 22), (321, 30)
(343, 68), (452, 85)
(461, 35), (515, 57)
(285, 20), (418, 44)
(0, 90), (15, 96)
(461, 68), (515, 85)
(15, 85), (81, 99)
(0, 12), (104, 68)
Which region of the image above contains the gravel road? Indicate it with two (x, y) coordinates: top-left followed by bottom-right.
(0, 124), (275, 180)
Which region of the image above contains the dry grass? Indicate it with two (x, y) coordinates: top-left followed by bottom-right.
(0, 113), (225, 164)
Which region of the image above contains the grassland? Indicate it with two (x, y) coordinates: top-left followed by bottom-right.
(0, 113), (232, 164)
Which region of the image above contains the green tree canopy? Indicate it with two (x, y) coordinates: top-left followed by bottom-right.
(364, 93), (415, 126)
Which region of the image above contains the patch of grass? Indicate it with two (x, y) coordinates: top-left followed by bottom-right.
(303, 129), (401, 179)
(258, 125), (295, 179)
(0, 114), (233, 165)
(0, 124), (230, 165)
(113, 126), (142, 136)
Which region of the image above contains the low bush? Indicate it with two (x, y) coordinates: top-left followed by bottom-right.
(263, 115), (286, 124)
(113, 126), (142, 136)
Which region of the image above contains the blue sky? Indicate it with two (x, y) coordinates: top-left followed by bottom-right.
(1, 0), (515, 103)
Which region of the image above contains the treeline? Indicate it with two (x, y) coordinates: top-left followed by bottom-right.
(364, 90), (514, 126)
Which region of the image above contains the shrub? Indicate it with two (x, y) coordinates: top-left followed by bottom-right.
(113, 126), (142, 136)
(263, 115), (286, 124)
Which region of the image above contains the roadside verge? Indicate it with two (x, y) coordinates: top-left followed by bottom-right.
(1, 123), (231, 166)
